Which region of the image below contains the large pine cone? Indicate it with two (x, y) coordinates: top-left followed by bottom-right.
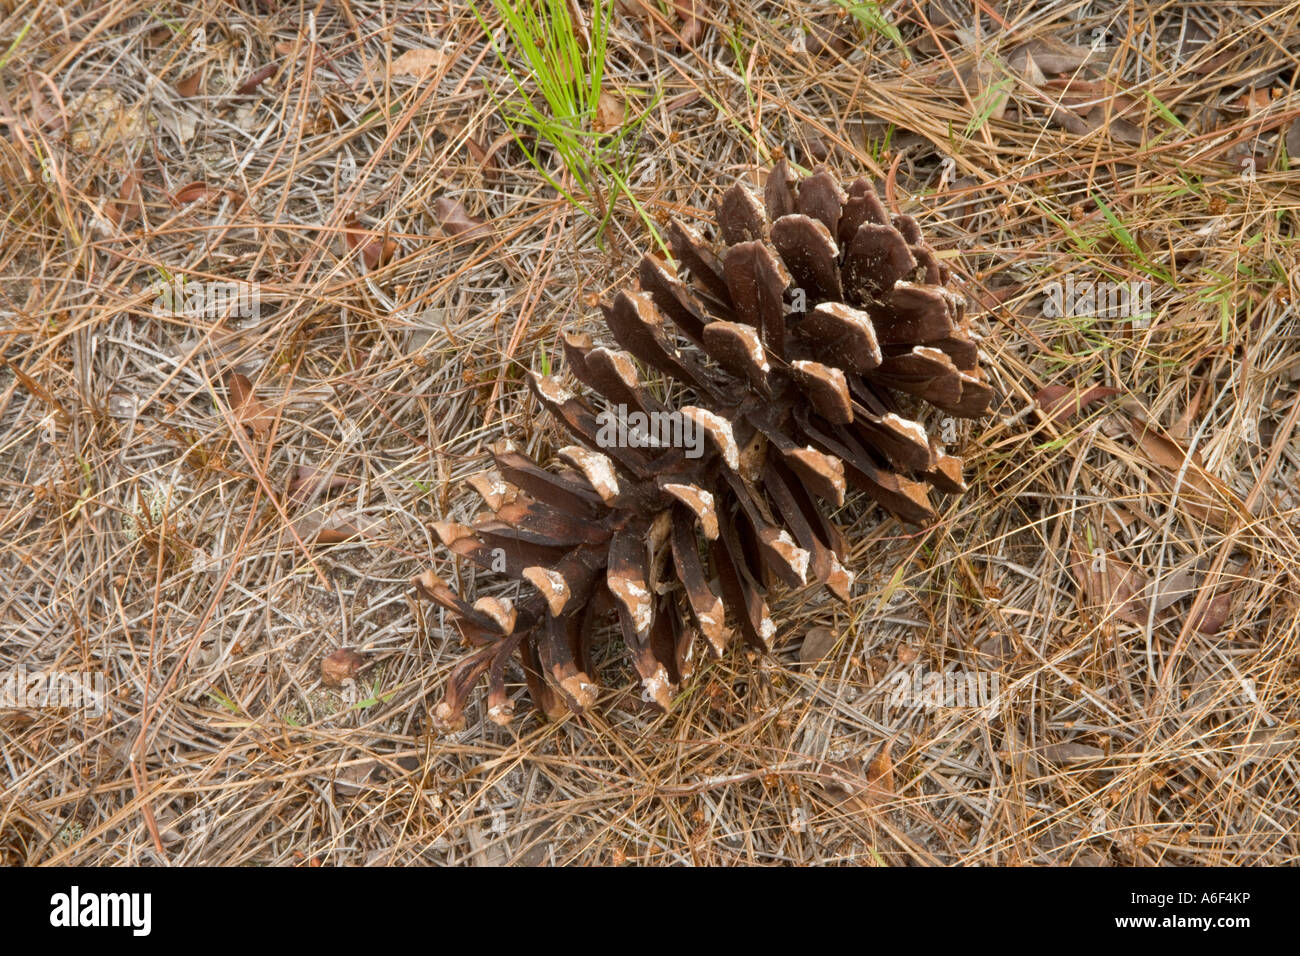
(417, 160), (992, 729)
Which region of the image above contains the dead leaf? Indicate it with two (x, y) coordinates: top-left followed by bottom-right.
(822, 743), (895, 815)
(26, 73), (64, 130)
(343, 218), (398, 268)
(1009, 37), (1095, 75)
(0, 355), (68, 423)
(1106, 117), (1145, 145)
(1042, 79), (1146, 119)
(173, 181), (241, 206)
(105, 165), (143, 228)
(976, 632), (1015, 667)
(806, 17), (855, 57)
(972, 59), (1008, 124)
(595, 90), (625, 132)
(969, 280), (1025, 311)
(1286, 118), (1300, 167)
(1169, 380), (1208, 441)
(1047, 104), (1143, 144)
(175, 69), (203, 97)
(432, 197), (492, 242)
(288, 464), (358, 507)
(1229, 87), (1278, 112)
(291, 506), (368, 545)
(1042, 740), (1105, 764)
(1191, 590), (1234, 634)
(314, 523), (361, 544)
(1145, 566), (1199, 614)
(367, 239), (398, 268)
(1232, 725), (1296, 765)
(321, 648), (364, 687)
(1101, 500), (1142, 533)
(674, 0), (703, 49)
(666, 91), (702, 112)
(866, 743), (895, 795)
(1069, 539), (1149, 625)
(463, 136), (490, 170)
(1046, 105), (1094, 136)
(1189, 563), (1248, 635)
(1018, 50), (1046, 87)
(236, 64), (278, 94)
(1126, 418), (1191, 473)
(1125, 418), (1231, 529)
(1034, 384), (1121, 423)
(798, 626), (838, 668)
(562, 0), (592, 51)
(800, 121), (831, 163)
(224, 371), (273, 437)
(392, 48), (448, 77)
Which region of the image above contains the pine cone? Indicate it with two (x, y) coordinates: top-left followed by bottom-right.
(417, 160), (992, 730)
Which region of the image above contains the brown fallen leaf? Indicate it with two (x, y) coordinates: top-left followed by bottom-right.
(1100, 500), (1142, 533)
(1, 355), (69, 423)
(1286, 118), (1300, 167)
(674, 0), (703, 49)
(224, 371), (273, 437)
(236, 64), (278, 94)
(1047, 105), (1144, 144)
(175, 69), (203, 97)
(822, 742), (895, 817)
(1125, 417), (1232, 529)
(299, 502), (387, 545)
(343, 218), (398, 268)
(286, 509), (357, 545)
(1168, 378), (1208, 441)
(432, 197), (492, 242)
(1188, 560), (1248, 634)
(1182, 41), (1241, 76)
(866, 743), (895, 795)
(1043, 78), (1146, 119)
(969, 280), (1025, 311)
(560, 0), (592, 51)
(1232, 725), (1297, 765)
(1145, 566), (1200, 615)
(1009, 37), (1096, 75)
(392, 47), (449, 77)
(26, 73), (64, 130)
(371, 239), (398, 268)
(1042, 740), (1106, 764)
(595, 89), (625, 132)
(288, 464), (359, 508)
(665, 91), (702, 112)
(314, 523), (361, 544)
(798, 626), (838, 668)
(805, 16), (855, 57)
(1069, 539), (1149, 625)
(105, 165), (143, 228)
(1191, 590), (1234, 634)
(1017, 49), (1047, 87)
(1046, 104), (1095, 136)
(463, 135), (490, 170)
(322, 648), (364, 687)
(967, 59), (1009, 125)
(799, 121), (831, 163)
(1034, 384), (1122, 423)
(173, 181), (242, 206)
(1229, 87), (1278, 113)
